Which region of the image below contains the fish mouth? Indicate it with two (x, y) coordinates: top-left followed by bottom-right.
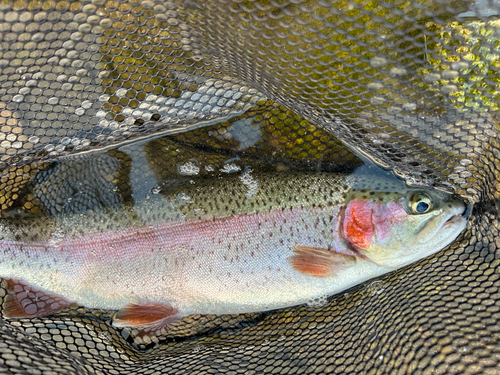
(415, 202), (468, 244)
(442, 215), (464, 230)
(447, 202), (472, 224)
(441, 211), (465, 229)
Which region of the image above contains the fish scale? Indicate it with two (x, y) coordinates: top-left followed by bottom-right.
(0, 169), (467, 334)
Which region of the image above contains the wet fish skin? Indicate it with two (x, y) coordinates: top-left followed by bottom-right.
(0, 169), (467, 332)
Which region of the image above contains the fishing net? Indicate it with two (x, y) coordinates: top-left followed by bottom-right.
(0, 0), (499, 373)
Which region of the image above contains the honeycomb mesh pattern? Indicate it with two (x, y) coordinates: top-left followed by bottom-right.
(0, 0), (266, 170)
(0, 0), (498, 374)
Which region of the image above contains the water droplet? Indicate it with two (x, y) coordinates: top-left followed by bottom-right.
(239, 167), (258, 199)
(307, 295), (328, 308)
(220, 163), (241, 174)
(48, 227), (65, 248)
(177, 161), (200, 176)
(175, 192), (191, 205)
(150, 186), (161, 194)
(370, 57), (387, 68)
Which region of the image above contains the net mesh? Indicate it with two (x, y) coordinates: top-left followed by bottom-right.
(0, 0), (499, 373)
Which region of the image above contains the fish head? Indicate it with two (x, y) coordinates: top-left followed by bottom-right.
(341, 186), (468, 269)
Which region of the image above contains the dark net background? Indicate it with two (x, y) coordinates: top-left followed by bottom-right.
(0, 0), (499, 373)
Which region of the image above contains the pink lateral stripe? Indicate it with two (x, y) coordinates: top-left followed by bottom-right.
(7, 206), (339, 261)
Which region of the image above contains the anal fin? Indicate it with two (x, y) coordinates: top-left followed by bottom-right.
(3, 279), (72, 319)
(289, 244), (357, 278)
(113, 303), (180, 334)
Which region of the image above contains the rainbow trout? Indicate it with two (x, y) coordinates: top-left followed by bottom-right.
(0, 167), (467, 334)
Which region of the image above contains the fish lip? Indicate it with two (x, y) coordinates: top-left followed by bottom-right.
(442, 201), (469, 225)
(415, 202), (467, 243)
(443, 213), (467, 229)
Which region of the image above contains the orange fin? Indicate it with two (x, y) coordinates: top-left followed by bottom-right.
(113, 303), (180, 333)
(3, 279), (72, 319)
(289, 244), (357, 278)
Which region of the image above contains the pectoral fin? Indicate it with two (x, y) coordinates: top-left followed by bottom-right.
(113, 303), (180, 333)
(289, 244), (357, 278)
(2, 279), (72, 319)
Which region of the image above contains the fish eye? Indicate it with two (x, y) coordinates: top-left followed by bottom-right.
(408, 192), (433, 214)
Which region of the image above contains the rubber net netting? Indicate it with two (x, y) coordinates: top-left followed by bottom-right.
(0, 0), (498, 374)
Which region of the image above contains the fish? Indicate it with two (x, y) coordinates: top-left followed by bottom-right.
(0, 165), (468, 335)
